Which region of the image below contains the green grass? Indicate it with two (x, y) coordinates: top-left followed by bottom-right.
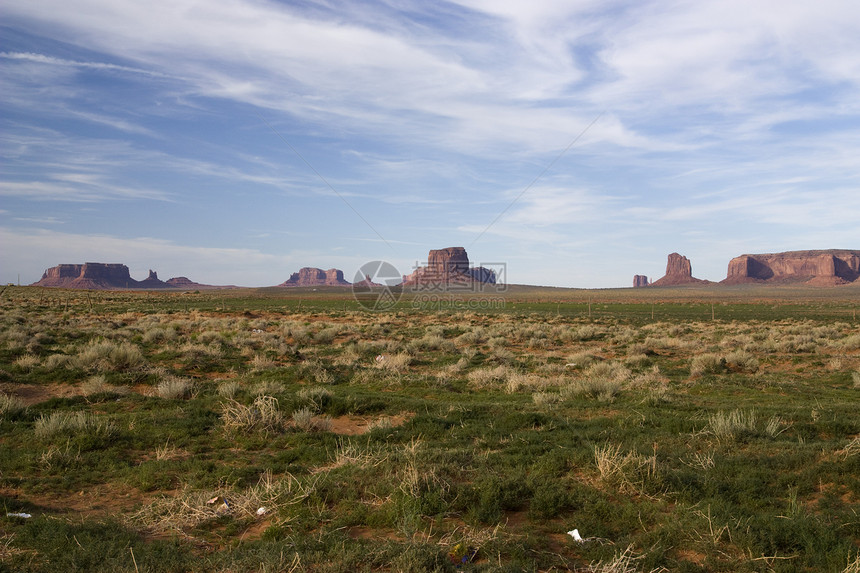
(0, 285), (858, 571)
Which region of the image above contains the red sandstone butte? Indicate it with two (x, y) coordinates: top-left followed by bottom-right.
(278, 268), (351, 287)
(401, 247), (496, 288)
(649, 253), (710, 287)
(721, 250), (860, 285)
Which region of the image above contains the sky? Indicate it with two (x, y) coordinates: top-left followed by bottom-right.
(2, 0), (859, 288)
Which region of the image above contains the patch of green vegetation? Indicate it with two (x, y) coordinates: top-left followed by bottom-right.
(0, 285), (858, 571)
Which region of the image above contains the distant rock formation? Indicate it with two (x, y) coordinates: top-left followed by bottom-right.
(32, 263), (227, 290)
(164, 277), (235, 290)
(650, 253), (710, 287)
(278, 267), (351, 287)
(633, 275), (650, 288)
(402, 247), (496, 288)
(722, 250), (860, 285)
(32, 263), (169, 290)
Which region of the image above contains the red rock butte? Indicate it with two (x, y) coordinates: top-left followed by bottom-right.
(278, 267), (351, 287)
(401, 247), (496, 288)
(722, 250), (860, 285)
(649, 253), (710, 287)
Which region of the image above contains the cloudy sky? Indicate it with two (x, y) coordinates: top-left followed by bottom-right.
(2, 0), (858, 288)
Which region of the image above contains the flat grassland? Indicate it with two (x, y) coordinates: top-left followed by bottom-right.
(1, 285), (859, 572)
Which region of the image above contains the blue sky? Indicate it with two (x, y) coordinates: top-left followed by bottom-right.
(2, 0), (858, 288)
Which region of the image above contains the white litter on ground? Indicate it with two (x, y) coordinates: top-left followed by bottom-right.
(568, 528), (584, 542)
(7, 512), (31, 518)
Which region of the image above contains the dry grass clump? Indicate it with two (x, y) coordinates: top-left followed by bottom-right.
(250, 354), (277, 372)
(34, 411), (116, 439)
(435, 358), (469, 385)
(589, 545), (661, 573)
(852, 370), (860, 389)
(466, 365), (510, 389)
(374, 352), (412, 373)
(216, 380), (241, 399)
(564, 351), (596, 370)
(705, 409), (786, 442)
(0, 393), (26, 419)
(250, 380), (285, 397)
(565, 362), (630, 402)
(291, 406), (331, 432)
(221, 395), (285, 436)
(296, 386), (333, 412)
(690, 353), (725, 376)
(180, 342), (223, 362)
(74, 339), (145, 372)
(593, 444), (659, 496)
(141, 327), (177, 345)
(706, 409), (756, 442)
(129, 470), (316, 533)
(156, 376), (194, 399)
(839, 435), (860, 459)
(80, 375), (129, 396)
(724, 350), (759, 373)
(13, 354), (40, 370)
(532, 391), (562, 408)
(505, 372), (551, 393)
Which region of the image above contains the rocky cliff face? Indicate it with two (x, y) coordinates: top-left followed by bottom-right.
(402, 247), (496, 288)
(722, 250), (860, 285)
(633, 275), (650, 288)
(32, 263), (170, 289)
(650, 253), (710, 287)
(279, 267), (351, 287)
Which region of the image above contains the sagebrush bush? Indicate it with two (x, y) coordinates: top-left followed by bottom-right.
(690, 353), (725, 376)
(725, 350), (759, 373)
(156, 376), (194, 399)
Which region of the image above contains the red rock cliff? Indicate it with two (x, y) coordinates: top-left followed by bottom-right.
(722, 250), (860, 285)
(32, 263), (169, 289)
(402, 247), (496, 287)
(279, 267), (351, 287)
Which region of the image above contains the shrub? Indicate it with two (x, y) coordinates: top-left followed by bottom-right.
(565, 362), (629, 402)
(156, 376), (194, 399)
(296, 386), (333, 412)
(466, 365), (510, 389)
(690, 353), (725, 376)
(725, 350), (760, 373)
(217, 380), (241, 398)
(14, 354), (40, 370)
(291, 406), (330, 432)
(375, 352), (412, 372)
(0, 393), (26, 419)
(221, 395), (284, 435)
(250, 354), (277, 372)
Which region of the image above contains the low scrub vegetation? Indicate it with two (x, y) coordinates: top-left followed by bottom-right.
(0, 286), (858, 571)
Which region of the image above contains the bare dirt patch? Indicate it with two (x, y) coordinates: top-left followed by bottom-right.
(327, 413), (412, 435)
(0, 382), (85, 406)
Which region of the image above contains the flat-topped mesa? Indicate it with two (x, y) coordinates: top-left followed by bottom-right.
(402, 247), (496, 288)
(633, 275), (650, 288)
(722, 250), (860, 285)
(32, 263), (171, 289)
(650, 253), (711, 287)
(278, 267), (351, 287)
